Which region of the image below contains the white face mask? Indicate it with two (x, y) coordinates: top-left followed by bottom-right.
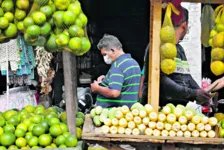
(103, 55), (113, 64)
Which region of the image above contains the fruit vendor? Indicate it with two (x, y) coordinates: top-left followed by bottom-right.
(142, 7), (220, 106)
(90, 34), (141, 108)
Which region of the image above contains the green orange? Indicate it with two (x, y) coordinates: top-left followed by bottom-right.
(28, 136), (38, 147)
(0, 132), (16, 146)
(15, 137), (26, 148)
(49, 124), (62, 137)
(32, 125), (45, 136)
(15, 128), (26, 138)
(38, 134), (52, 147)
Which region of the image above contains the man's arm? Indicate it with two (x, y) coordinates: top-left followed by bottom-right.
(161, 73), (197, 99)
(91, 81), (121, 98)
(204, 77), (224, 92)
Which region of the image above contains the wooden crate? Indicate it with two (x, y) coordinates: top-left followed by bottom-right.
(82, 115), (224, 149)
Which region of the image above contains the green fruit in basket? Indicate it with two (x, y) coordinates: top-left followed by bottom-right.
(32, 11), (46, 25)
(68, 25), (84, 37)
(0, 8), (4, 17)
(68, 2), (81, 16)
(16, 0), (29, 10)
(3, 110), (17, 120)
(26, 25), (41, 38)
(4, 12), (13, 22)
(78, 13), (88, 27)
(54, 0), (70, 10)
(0, 133), (16, 147)
(53, 11), (65, 28)
(40, 5), (53, 18)
(40, 22), (51, 37)
(1, 0), (14, 12)
(56, 33), (69, 47)
(63, 10), (76, 26)
(81, 37), (91, 53)
(75, 18), (83, 28)
(68, 37), (82, 51)
(15, 9), (26, 21)
(23, 17), (34, 29)
(45, 34), (58, 52)
(0, 17), (9, 29)
(17, 21), (24, 31)
(4, 23), (17, 38)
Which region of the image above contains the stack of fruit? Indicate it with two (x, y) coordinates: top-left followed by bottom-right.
(219, 119), (224, 138)
(90, 103), (218, 138)
(208, 5), (224, 76)
(0, 105), (84, 149)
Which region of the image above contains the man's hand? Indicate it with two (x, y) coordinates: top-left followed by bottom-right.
(97, 75), (105, 83)
(91, 81), (99, 92)
(196, 89), (210, 106)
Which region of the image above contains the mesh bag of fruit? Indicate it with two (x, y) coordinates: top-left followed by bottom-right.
(160, 2), (179, 75)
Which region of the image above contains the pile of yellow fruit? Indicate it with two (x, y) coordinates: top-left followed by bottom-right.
(208, 5), (224, 76)
(90, 103), (218, 138)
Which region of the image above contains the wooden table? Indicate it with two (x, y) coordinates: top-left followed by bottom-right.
(82, 115), (224, 150)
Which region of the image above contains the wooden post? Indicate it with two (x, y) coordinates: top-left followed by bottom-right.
(63, 50), (78, 136)
(148, 0), (162, 111)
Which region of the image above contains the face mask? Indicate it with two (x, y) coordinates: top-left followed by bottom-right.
(103, 55), (113, 64)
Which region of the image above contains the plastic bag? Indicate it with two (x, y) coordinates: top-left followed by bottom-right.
(201, 5), (215, 47)
(160, 3), (180, 45)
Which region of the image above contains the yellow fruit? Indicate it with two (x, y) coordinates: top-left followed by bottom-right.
(208, 130), (216, 138)
(161, 130), (169, 137)
(161, 59), (176, 75)
(210, 29), (217, 38)
(174, 107), (183, 118)
(144, 104), (154, 114)
(158, 113), (166, 122)
(209, 38), (213, 47)
(212, 33), (224, 48)
(160, 43), (177, 59)
(200, 131), (207, 138)
(161, 106), (171, 115)
(111, 118), (119, 126)
(192, 130), (199, 137)
(109, 126), (118, 134)
(181, 124), (188, 132)
(115, 110), (123, 119)
(139, 110), (147, 118)
(142, 117), (150, 126)
(196, 123), (205, 131)
(101, 125), (110, 134)
(125, 128), (132, 135)
(132, 128), (140, 135)
(149, 112), (158, 122)
(184, 131), (191, 138)
(169, 130), (176, 137)
(164, 123), (172, 131)
(125, 112), (134, 121)
(178, 116), (187, 125)
(177, 131), (184, 137)
(104, 118), (112, 127)
(153, 129), (161, 136)
(187, 123), (195, 131)
(172, 122), (181, 132)
(156, 122), (164, 130)
(216, 24), (224, 33)
(166, 114), (176, 124)
(211, 61), (224, 76)
(214, 113), (224, 122)
(191, 116), (201, 125)
(119, 118), (127, 128)
(133, 116), (142, 125)
(211, 48), (224, 61)
(131, 109), (139, 116)
(160, 26), (175, 44)
(118, 127), (125, 134)
(208, 117), (218, 126)
(128, 121), (136, 129)
(201, 116), (209, 124)
(204, 124), (212, 131)
(184, 110), (194, 120)
(145, 128), (153, 136)
(148, 121), (156, 130)
(138, 124), (146, 132)
(121, 105), (129, 115)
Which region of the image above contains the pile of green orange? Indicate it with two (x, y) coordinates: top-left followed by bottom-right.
(0, 105), (84, 149)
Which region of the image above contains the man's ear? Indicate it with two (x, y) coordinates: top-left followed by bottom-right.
(181, 21), (187, 31)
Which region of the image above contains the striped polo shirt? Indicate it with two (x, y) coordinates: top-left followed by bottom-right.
(96, 54), (141, 108)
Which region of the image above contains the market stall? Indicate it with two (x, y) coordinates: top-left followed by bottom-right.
(82, 0), (224, 149)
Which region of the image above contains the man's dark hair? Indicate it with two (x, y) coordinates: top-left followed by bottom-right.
(173, 7), (189, 28)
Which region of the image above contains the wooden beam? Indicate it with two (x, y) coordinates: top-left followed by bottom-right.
(148, 0), (162, 111)
(63, 50), (78, 136)
(183, 0), (223, 3)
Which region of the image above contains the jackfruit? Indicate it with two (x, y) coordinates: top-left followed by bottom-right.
(210, 61), (224, 76)
(161, 59), (176, 75)
(211, 48), (224, 61)
(160, 43), (177, 59)
(160, 26), (175, 44)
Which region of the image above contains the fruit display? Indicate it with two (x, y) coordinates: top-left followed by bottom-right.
(0, 0), (91, 56)
(159, 3), (178, 75)
(90, 103), (218, 138)
(208, 5), (224, 76)
(0, 105), (84, 149)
